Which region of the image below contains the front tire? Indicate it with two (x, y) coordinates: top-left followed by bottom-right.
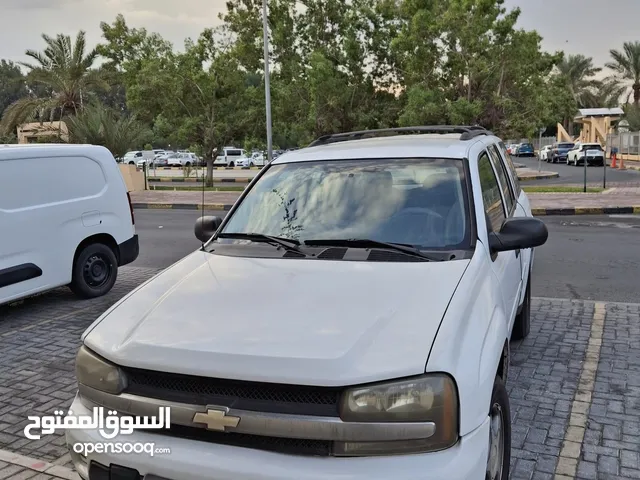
(486, 376), (511, 480)
(69, 243), (118, 299)
(512, 271), (531, 340)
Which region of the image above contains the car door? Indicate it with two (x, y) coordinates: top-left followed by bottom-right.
(478, 150), (523, 331)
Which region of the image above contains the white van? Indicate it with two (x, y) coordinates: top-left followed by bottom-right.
(214, 147), (245, 167)
(0, 144), (139, 306)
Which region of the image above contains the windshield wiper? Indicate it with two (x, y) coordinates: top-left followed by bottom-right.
(303, 239), (438, 261)
(217, 233), (305, 255)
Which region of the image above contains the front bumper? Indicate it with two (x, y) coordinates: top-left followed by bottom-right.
(66, 395), (489, 480)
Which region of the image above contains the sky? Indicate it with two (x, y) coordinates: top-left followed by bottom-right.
(1, 0), (639, 72)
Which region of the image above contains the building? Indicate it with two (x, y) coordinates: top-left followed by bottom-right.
(16, 121), (68, 144)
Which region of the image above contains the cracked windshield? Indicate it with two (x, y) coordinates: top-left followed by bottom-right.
(221, 159), (468, 248)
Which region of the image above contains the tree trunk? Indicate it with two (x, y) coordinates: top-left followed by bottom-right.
(634, 82), (640, 105)
(206, 157), (214, 187)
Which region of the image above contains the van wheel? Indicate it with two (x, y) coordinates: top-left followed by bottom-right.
(486, 375), (511, 480)
(185, 162), (192, 167)
(228, 162), (235, 167)
(511, 271), (531, 340)
(70, 244), (118, 299)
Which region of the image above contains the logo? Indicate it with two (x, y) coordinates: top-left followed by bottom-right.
(192, 408), (240, 432)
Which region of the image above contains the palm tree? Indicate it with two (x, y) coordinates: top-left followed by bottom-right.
(556, 54), (601, 106)
(555, 54), (601, 135)
(0, 31), (108, 135)
(589, 77), (628, 108)
(65, 103), (151, 159)
(606, 41), (640, 105)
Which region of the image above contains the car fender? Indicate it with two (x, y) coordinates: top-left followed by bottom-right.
(426, 246), (509, 436)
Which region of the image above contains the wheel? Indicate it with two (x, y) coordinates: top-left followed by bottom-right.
(250, 162), (254, 167)
(486, 375), (511, 480)
(185, 162), (192, 167)
(512, 271), (531, 340)
(69, 243), (118, 299)
(128, 161), (135, 165)
(229, 162), (235, 167)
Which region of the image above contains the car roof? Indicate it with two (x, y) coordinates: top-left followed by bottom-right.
(271, 133), (500, 165)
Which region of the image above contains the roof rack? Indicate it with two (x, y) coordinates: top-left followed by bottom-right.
(308, 125), (494, 147)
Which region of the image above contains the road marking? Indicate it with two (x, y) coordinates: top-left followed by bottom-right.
(554, 301), (606, 479)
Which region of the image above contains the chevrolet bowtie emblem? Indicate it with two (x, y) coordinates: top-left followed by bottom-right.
(192, 408), (240, 432)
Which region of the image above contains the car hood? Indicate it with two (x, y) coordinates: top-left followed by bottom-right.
(84, 251), (470, 386)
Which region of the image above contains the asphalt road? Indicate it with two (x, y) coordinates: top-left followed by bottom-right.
(515, 155), (640, 185)
(131, 210), (640, 303)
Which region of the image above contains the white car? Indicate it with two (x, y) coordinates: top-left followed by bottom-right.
(538, 145), (552, 162)
(123, 150), (143, 164)
(567, 142), (605, 167)
(214, 147), (245, 166)
(0, 144), (138, 305)
(66, 126), (548, 480)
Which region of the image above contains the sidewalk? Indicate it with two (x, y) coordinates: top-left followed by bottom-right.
(130, 187), (640, 216)
(0, 449), (79, 479)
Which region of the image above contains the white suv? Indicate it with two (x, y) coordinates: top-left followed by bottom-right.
(567, 142), (605, 167)
(66, 126), (548, 480)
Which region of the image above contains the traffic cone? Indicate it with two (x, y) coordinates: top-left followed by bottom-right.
(619, 155), (625, 170)
(611, 152), (617, 168)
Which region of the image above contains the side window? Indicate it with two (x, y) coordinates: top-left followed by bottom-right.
(488, 145), (516, 215)
(478, 152), (506, 232)
(498, 141), (522, 197)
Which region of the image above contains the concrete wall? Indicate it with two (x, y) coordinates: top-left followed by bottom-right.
(118, 164), (145, 192)
(17, 121), (69, 143)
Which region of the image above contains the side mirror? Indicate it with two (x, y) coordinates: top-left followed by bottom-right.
(195, 216), (223, 243)
(489, 217), (548, 253)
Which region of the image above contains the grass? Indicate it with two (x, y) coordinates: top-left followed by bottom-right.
(523, 186), (604, 193)
(149, 185), (245, 192)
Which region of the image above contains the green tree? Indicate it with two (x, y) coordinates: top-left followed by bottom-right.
(606, 41), (640, 105)
(0, 60), (28, 120)
(126, 29), (254, 185)
(0, 31), (108, 135)
(556, 54), (601, 107)
(65, 102), (150, 158)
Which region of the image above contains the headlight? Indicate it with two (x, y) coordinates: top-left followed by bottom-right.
(336, 374), (458, 456)
(75, 346), (127, 395)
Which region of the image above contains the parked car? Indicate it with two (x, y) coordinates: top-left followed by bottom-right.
(538, 145), (552, 162)
(514, 143), (535, 157)
(567, 142), (605, 167)
(214, 147), (245, 167)
(507, 144), (519, 155)
(0, 144), (139, 306)
(549, 142), (575, 163)
(66, 125), (547, 480)
(123, 150), (143, 164)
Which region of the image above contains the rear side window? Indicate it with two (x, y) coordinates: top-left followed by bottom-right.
(497, 142), (522, 197)
(226, 150), (242, 156)
(487, 146), (516, 215)
(478, 152), (506, 232)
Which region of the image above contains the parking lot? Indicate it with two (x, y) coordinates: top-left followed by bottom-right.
(0, 211), (639, 479)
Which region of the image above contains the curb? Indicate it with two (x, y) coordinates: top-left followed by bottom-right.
(132, 203), (235, 211)
(133, 203), (640, 216)
(148, 177), (252, 183)
(517, 173), (560, 182)
(531, 206), (640, 216)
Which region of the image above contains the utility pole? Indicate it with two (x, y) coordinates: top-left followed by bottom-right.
(262, 0), (273, 164)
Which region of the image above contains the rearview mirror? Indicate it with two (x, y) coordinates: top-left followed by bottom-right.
(195, 216), (223, 243)
(489, 217), (548, 253)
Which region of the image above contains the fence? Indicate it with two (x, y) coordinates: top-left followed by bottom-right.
(606, 131), (640, 157)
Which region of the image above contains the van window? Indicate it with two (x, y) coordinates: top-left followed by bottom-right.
(0, 156), (106, 210)
(226, 150), (242, 156)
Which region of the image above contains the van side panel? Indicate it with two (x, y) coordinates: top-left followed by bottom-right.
(0, 147), (134, 304)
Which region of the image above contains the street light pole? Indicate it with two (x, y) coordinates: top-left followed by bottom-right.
(262, 0), (273, 164)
